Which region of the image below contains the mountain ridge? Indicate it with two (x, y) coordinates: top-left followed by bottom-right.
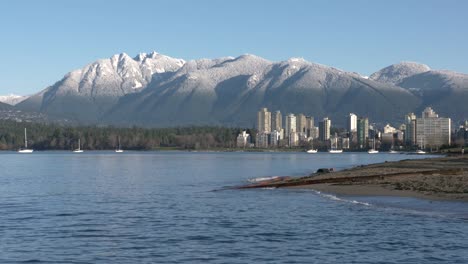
(13, 52), (468, 127)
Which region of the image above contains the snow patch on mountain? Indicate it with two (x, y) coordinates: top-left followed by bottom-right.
(0, 94), (29, 105)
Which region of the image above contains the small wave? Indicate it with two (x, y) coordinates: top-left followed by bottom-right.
(248, 176), (280, 183)
(261, 187), (277, 190)
(314, 191), (371, 206)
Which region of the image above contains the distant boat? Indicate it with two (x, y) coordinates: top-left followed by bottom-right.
(328, 137), (343, 153)
(18, 128), (33, 153)
(73, 139), (84, 153)
(368, 139), (379, 154)
(115, 136), (124, 153)
(389, 150), (398, 154)
(306, 141), (318, 153)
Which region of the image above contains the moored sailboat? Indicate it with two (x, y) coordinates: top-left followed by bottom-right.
(115, 136), (124, 153)
(73, 139), (84, 153)
(367, 139), (379, 154)
(306, 140), (318, 153)
(328, 137), (343, 153)
(18, 128), (34, 153)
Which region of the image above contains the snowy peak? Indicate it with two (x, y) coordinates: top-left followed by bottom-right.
(53, 51), (186, 97)
(370, 61), (431, 85)
(0, 94), (29, 105)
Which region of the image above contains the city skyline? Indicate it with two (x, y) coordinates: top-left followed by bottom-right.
(1, 0), (468, 94)
(253, 106), (452, 150)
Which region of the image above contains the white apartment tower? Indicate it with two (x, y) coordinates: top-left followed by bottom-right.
(296, 113), (307, 134)
(348, 113), (357, 132)
(285, 114), (297, 136)
(415, 107), (451, 148)
(257, 108), (272, 133)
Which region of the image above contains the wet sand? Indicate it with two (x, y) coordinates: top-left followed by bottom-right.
(238, 156), (468, 202)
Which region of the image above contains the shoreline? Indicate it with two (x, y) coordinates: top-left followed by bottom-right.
(292, 183), (468, 202)
(237, 156), (468, 202)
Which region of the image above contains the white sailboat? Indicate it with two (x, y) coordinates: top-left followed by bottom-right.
(368, 139), (379, 154)
(18, 128), (33, 153)
(306, 140), (318, 153)
(73, 139), (84, 153)
(328, 137), (343, 153)
(115, 136), (124, 153)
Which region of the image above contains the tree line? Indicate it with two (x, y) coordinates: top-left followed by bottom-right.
(0, 120), (248, 150)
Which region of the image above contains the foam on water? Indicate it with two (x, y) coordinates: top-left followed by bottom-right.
(313, 190), (371, 206)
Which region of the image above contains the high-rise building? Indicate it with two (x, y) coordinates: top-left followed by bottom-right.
(415, 107), (451, 148)
(357, 117), (369, 148)
(348, 113), (357, 132)
(296, 114), (307, 134)
(422, 107), (438, 118)
(306, 116), (314, 137)
(271, 110), (282, 132)
(257, 108), (271, 133)
(405, 113), (417, 145)
(285, 113), (296, 136)
(319, 117), (331, 141)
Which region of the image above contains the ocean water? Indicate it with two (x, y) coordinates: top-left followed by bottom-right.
(0, 151), (467, 263)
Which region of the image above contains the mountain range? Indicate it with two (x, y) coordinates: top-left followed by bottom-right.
(8, 51), (468, 127)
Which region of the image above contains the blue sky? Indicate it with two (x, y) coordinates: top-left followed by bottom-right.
(0, 0), (467, 95)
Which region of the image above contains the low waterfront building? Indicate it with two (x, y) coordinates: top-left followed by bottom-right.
(341, 137), (350, 149)
(256, 132), (270, 148)
(236, 131), (251, 148)
(288, 132), (299, 147)
(270, 130), (282, 147)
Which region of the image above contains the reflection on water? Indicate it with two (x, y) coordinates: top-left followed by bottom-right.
(0, 151), (466, 263)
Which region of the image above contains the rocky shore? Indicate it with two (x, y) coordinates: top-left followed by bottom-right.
(237, 156), (468, 201)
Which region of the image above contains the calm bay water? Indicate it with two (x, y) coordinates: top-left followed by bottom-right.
(0, 151), (467, 263)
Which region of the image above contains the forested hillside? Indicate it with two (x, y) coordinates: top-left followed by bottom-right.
(0, 121), (245, 150)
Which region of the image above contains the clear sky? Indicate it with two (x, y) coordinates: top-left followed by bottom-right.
(0, 0), (467, 95)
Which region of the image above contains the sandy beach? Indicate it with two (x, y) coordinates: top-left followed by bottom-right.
(238, 155), (468, 202)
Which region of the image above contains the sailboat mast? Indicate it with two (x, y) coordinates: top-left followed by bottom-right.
(24, 128), (27, 148)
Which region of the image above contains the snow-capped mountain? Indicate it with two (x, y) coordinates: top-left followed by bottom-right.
(369, 62), (431, 85)
(104, 55), (419, 127)
(15, 52), (468, 126)
(17, 52), (185, 121)
(0, 94), (29, 105)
